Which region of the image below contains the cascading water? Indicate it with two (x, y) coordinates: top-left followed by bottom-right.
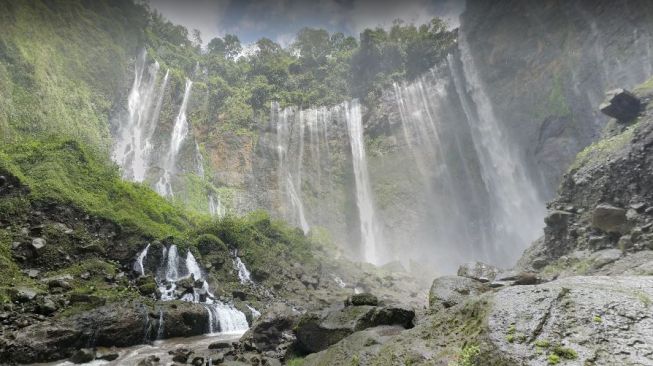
(274, 103), (311, 234)
(438, 34), (545, 265)
(134, 243), (150, 276)
(208, 194), (226, 218)
(112, 50), (169, 182)
(344, 100), (383, 264)
(156, 79), (194, 197)
(136, 244), (248, 336)
(233, 252), (252, 284)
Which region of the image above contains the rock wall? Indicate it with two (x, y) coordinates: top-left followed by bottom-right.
(461, 0), (653, 198)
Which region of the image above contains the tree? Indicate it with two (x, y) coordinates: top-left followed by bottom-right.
(223, 34), (242, 59)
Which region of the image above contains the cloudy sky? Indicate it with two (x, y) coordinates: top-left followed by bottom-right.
(148, 0), (465, 46)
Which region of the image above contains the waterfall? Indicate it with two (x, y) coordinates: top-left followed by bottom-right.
(156, 79), (193, 197)
(208, 194), (226, 218)
(345, 100), (382, 264)
(233, 253), (252, 284)
(451, 32), (545, 264)
(274, 103), (311, 233)
(136, 244), (249, 336)
(112, 50), (169, 182)
(134, 243), (150, 276)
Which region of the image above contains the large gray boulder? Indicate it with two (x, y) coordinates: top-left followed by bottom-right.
(240, 302), (300, 354)
(599, 88), (641, 122)
(592, 204), (627, 233)
(295, 304), (414, 354)
(429, 276), (488, 309)
(487, 276), (653, 365)
(457, 261), (500, 282)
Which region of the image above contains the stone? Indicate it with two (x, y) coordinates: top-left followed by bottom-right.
(591, 248), (623, 268)
(191, 356), (205, 366)
(599, 88), (641, 122)
(512, 272), (539, 286)
(169, 347), (193, 363)
(36, 296), (58, 315)
(457, 261), (500, 282)
(429, 276), (487, 309)
(344, 293), (379, 307)
(137, 355), (160, 366)
(31, 237), (46, 250)
(27, 269), (40, 278)
(592, 204), (627, 233)
(209, 353), (225, 364)
(70, 348), (95, 364)
(48, 278), (73, 292)
(544, 210), (573, 228)
(208, 341), (232, 350)
(488, 276), (653, 365)
(96, 347), (119, 361)
(240, 303), (300, 354)
(8, 287), (38, 303)
(295, 305), (414, 354)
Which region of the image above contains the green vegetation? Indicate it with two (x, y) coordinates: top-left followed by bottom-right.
(451, 344), (481, 366)
(551, 346), (578, 360)
(547, 354), (560, 365)
(571, 119), (640, 171)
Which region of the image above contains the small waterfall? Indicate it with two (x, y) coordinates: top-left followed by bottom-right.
(233, 253), (252, 284)
(345, 100), (382, 264)
(332, 275), (347, 288)
(156, 79), (193, 197)
(134, 243), (150, 276)
(274, 103), (311, 233)
(137, 244), (249, 336)
(209, 194), (226, 218)
(113, 50), (169, 182)
(246, 304), (261, 319)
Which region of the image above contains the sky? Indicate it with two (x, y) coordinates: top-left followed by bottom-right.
(148, 0), (465, 47)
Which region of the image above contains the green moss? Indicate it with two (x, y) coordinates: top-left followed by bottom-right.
(593, 315), (602, 323)
(535, 339), (551, 348)
(571, 121), (638, 171)
(552, 346), (578, 360)
(286, 358), (305, 366)
(451, 344), (481, 366)
(548, 354), (560, 365)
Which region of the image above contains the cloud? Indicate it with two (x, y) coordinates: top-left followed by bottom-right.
(148, 0), (465, 45)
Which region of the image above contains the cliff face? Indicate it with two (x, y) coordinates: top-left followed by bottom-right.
(461, 0), (653, 198)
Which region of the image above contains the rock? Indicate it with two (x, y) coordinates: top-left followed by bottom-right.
(512, 272), (539, 286)
(295, 305), (414, 353)
(544, 210), (573, 228)
(48, 278), (73, 292)
(36, 296), (58, 315)
(31, 237), (46, 250)
(69, 293), (106, 307)
(191, 356), (205, 365)
(95, 347), (119, 361)
(599, 88), (641, 122)
(169, 347), (193, 363)
(137, 355), (160, 366)
(80, 272), (91, 280)
(8, 287), (38, 303)
(0, 175), (6, 187)
(70, 348), (95, 364)
(209, 353), (225, 364)
(428, 276), (487, 309)
(457, 261), (500, 282)
(344, 293), (379, 307)
(27, 269), (40, 278)
(240, 303), (300, 354)
(590, 248), (623, 268)
(592, 204), (627, 233)
(156, 301), (208, 339)
(300, 274), (319, 289)
(488, 276), (653, 365)
(209, 341), (233, 350)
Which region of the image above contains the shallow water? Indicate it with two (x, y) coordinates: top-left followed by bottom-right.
(39, 332), (243, 366)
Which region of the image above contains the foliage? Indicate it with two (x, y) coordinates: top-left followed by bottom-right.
(450, 344), (481, 366)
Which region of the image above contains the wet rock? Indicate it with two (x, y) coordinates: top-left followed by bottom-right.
(429, 276), (487, 309)
(36, 296), (58, 315)
(169, 347), (193, 363)
(191, 356), (205, 365)
(95, 347), (119, 361)
(344, 293), (378, 307)
(488, 276), (653, 365)
(600, 88), (641, 122)
(240, 303), (300, 354)
(209, 353), (225, 364)
(592, 204), (627, 233)
(209, 341), (233, 350)
(137, 355), (160, 366)
(295, 304), (414, 354)
(544, 210), (573, 229)
(69, 348), (95, 364)
(457, 261), (500, 282)
(157, 301), (208, 339)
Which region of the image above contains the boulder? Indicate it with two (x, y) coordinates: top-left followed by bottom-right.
(590, 248), (623, 269)
(168, 347), (193, 363)
(137, 355), (160, 366)
(240, 303), (300, 353)
(295, 304), (414, 353)
(31, 237), (46, 250)
(599, 88), (641, 122)
(8, 287), (38, 303)
(69, 348), (95, 364)
(488, 276), (653, 365)
(429, 276), (487, 309)
(592, 204), (627, 233)
(544, 210), (573, 229)
(344, 293), (379, 307)
(457, 261), (500, 282)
